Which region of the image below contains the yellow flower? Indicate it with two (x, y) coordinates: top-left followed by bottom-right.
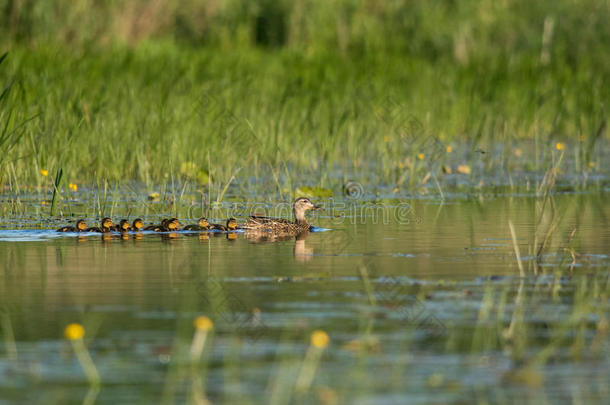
(69, 183), (78, 192)
(194, 316), (213, 331)
(417, 153), (425, 161)
(41, 201), (46, 205)
(40, 169), (48, 177)
(64, 323), (85, 340)
(148, 192), (161, 202)
(555, 142), (565, 151)
(446, 146), (452, 153)
(311, 330), (330, 348)
(383, 135), (390, 143)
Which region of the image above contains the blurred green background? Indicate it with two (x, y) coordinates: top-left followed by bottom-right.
(0, 0), (608, 187)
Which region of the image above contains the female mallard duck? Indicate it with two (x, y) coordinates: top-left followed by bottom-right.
(85, 217), (114, 233)
(184, 217), (210, 231)
(242, 198), (320, 236)
(57, 219), (87, 232)
(112, 219), (132, 232)
(132, 218), (144, 232)
(210, 218), (239, 232)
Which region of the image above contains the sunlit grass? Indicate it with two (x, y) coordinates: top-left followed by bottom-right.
(0, 41), (607, 192)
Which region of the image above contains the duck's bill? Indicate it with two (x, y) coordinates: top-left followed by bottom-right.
(313, 205), (323, 210)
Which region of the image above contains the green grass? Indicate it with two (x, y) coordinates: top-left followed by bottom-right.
(0, 0), (608, 190)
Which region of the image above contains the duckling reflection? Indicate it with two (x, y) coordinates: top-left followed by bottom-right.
(161, 231), (180, 241)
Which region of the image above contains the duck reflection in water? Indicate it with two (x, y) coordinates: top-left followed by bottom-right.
(244, 229), (313, 261)
(294, 231), (313, 262)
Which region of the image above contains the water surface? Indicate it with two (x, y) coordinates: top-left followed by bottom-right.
(1, 194), (609, 404)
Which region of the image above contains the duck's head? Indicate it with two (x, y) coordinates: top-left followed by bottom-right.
(226, 218), (238, 230)
(132, 218), (144, 231)
(293, 197), (321, 223)
(119, 219), (131, 231)
(76, 219), (87, 231)
(198, 217), (210, 228)
(166, 218), (181, 230)
(101, 217), (113, 230)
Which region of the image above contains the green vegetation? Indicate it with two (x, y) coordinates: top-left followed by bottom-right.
(1, 0), (608, 190)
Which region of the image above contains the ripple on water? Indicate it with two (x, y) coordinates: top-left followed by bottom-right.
(0, 230), (65, 242)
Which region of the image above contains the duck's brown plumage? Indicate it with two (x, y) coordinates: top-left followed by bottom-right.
(242, 198), (320, 237)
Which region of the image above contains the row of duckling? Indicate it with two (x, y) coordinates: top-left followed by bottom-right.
(57, 217), (238, 233)
(57, 197), (321, 237)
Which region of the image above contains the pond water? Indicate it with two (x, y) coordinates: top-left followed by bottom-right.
(0, 193), (609, 404)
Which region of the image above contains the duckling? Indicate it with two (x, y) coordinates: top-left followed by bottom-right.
(242, 198), (320, 237)
(132, 218), (144, 232)
(144, 218), (168, 232)
(165, 218), (182, 231)
(111, 219), (132, 233)
(184, 217), (210, 231)
(85, 217), (114, 233)
(209, 218), (239, 232)
(57, 219), (87, 232)
(144, 218), (181, 232)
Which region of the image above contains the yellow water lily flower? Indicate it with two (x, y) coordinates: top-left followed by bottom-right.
(194, 316), (213, 331)
(40, 169), (48, 177)
(64, 323), (85, 340)
(555, 142), (565, 151)
(311, 330), (330, 348)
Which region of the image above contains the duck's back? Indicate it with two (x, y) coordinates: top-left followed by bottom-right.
(243, 216), (308, 235)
